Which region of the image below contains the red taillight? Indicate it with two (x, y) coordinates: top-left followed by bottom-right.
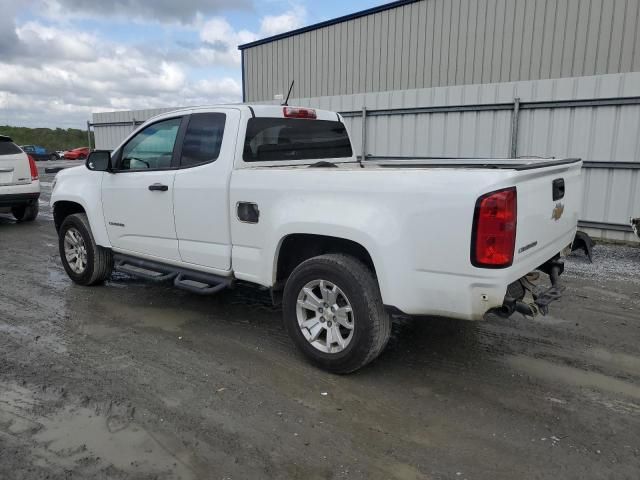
(28, 155), (39, 181)
(283, 106), (316, 119)
(471, 187), (517, 268)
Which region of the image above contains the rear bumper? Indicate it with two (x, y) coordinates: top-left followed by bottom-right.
(383, 229), (576, 321)
(0, 192), (40, 207)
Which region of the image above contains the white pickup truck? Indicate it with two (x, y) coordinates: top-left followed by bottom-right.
(51, 105), (582, 373)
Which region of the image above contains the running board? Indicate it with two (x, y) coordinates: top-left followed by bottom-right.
(113, 254), (233, 295)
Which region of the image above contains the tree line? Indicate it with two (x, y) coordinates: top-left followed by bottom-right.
(0, 125), (93, 152)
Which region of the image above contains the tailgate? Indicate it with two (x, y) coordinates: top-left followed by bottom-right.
(512, 160), (582, 267)
(0, 139), (31, 187)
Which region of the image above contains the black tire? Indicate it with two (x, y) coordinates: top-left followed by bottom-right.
(282, 254), (391, 374)
(59, 213), (113, 286)
(49, 153), (57, 161)
(12, 203), (38, 222)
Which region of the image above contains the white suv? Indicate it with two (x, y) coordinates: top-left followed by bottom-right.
(0, 135), (40, 222)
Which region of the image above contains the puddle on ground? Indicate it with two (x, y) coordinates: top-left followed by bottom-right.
(587, 348), (640, 377)
(507, 356), (640, 401)
(530, 314), (568, 325)
(0, 322), (68, 354)
(380, 461), (430, 480)
(33, 406), (195, 478)
(581, 285), (634, 302)
(97, 302), (193, 333)
(0, 381), (195, 479)
(47, 268), (72, 288)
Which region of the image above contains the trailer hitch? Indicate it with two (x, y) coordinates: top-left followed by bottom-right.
(519, 265), (565, 315)
(496, 258), (565, 317)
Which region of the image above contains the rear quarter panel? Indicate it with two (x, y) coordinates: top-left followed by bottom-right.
(229, 167), (512, 304)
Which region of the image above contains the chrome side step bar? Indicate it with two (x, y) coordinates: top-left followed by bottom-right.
(113, 254), (233, 295)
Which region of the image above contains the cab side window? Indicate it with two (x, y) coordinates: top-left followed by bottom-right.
(180, 113), (226, 167)
(120, 117), (182, 171)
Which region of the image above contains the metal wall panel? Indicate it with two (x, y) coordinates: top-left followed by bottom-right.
(268, 72), (640, 242)
(242, 0), (640, 102)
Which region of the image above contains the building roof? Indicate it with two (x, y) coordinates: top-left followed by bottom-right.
(238, 0), (421, 50)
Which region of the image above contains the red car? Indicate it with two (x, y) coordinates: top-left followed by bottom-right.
(64, 147), (90, 160)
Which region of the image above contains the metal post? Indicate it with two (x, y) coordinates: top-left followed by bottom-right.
(361, 106), (367, 161)
(132, 118), (137, 131)
(510, 97), (520, 158)
(86, 120), (92, 150)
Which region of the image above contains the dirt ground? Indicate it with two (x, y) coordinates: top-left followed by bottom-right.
(1, 162), (639, 480)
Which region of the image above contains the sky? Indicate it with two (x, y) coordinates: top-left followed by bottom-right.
(0, 0), (385, 129)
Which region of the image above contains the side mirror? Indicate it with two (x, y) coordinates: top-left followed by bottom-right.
(86, 150), (112, 172)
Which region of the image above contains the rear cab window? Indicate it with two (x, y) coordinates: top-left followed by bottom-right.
(243, 118), (353, 163)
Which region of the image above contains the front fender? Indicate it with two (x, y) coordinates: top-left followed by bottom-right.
(51, 167), (110, 248)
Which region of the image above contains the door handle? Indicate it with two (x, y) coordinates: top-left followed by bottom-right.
(148, 183), (169, 192)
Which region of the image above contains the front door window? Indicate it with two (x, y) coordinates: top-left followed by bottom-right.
(120, 117), (182, 171)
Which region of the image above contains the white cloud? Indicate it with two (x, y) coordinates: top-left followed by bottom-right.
(0, 1), (307, 128)
(260, 5), (306, 37)
(15, 22), (96, 62)
(195, 17), (257, 67)
(0, 20), (242, 127)
(195, 5), (306, 67)
(40, 0), (251, 25)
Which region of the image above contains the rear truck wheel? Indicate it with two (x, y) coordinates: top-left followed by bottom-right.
(58, 213), (113, 286)
(12, 203), (38, 222)
(282, 254), (391, 374)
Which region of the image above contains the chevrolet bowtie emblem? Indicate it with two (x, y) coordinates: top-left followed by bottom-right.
(551, 202), (564, 221)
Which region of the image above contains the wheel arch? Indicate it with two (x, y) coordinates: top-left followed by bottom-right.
(53, 200), (86, 232)
(273, 233), (378, 290)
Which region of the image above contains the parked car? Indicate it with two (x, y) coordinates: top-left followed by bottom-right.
(51, 105), (582, 373)
(1, 135), (40, 221)
(56, 150), (66, 159)
(21, 144), (58, 161)
(64, 147), (90, 160)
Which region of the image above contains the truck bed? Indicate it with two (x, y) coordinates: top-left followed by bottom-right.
(232, 156), (583, 320)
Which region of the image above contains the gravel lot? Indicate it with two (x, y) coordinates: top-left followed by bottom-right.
(1, 162), (639, 479)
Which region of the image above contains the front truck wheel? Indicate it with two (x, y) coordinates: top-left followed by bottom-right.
(282, 254), (391, 374)
(12, 203), (38, 222)
(58, 213), (113, 286)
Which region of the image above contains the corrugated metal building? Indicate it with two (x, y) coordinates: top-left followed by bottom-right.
(94, 0), (640, 242)
(240, 0), (640, 101)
